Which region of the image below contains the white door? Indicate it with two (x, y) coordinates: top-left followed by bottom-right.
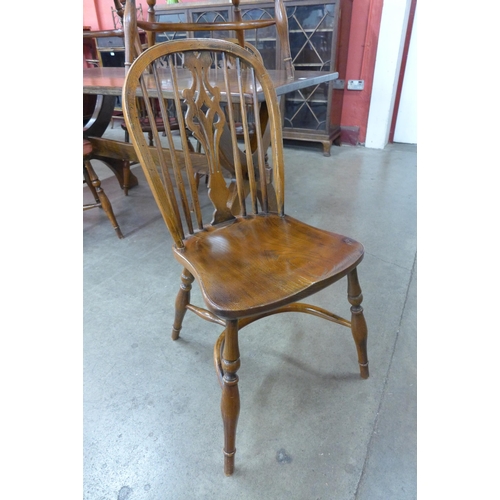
(394, 5), (417, 144)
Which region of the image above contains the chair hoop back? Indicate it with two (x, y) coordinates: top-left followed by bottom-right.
(122, 39), (285, 249)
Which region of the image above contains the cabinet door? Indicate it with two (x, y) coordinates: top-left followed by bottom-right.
(284, 1), (338, 134)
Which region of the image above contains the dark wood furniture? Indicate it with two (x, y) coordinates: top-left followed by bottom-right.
(84, 66), (337, 97)
(122, 38), (369, 476)
(83, 139), (124, 238)
(133, 0), (293, 78)
(153, 0), (352, 155)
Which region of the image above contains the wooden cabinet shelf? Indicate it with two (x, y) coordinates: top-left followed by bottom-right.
(154, 0), (352, 155)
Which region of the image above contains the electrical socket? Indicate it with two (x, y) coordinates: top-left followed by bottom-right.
(333, 79), (345, 89)
(347, 80), (364, 90)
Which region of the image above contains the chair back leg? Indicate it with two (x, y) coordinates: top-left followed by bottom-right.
(84, 159), (124, 239)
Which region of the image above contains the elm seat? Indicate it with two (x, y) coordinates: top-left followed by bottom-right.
(122, 39), (369, 476)
(83, 139), (124, 239)
(176, 214), (364, 319)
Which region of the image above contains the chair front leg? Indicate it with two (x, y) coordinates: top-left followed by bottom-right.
(347, 268), (369, 379)
(220, 319), (241, 476)
(171, 268), (194, 340)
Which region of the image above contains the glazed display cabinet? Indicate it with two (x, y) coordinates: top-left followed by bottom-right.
(154, 0), (352, 156)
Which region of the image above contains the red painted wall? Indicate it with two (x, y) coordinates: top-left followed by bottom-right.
(83, 0), (150, 30)
(341, 0), (383, 144)
(83, 0), (383, 143)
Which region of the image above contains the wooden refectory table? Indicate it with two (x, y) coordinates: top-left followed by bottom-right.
(84, 66), (338, 98)
(83, 66), (339, 191)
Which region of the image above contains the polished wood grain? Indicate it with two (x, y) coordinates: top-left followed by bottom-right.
(122, 38), (369, 476)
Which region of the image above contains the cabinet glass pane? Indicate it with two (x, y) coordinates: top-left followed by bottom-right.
(241, 8), (276, 41)
(284, 100), (327, 131)
(287, 4), (336, 31)
(155, 12), (188, 42)
(192, 10), (231, 39)
(241, 7), (277, 69)
(254, 41), (277, 70)
(287, 83), (329, 102)
(287, 3), (335, 70)
(290, 31), (332, 69)
(284, 82), (329, 132)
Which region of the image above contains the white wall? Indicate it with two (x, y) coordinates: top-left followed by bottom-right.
(365, 0), (413, 149)
(394, 4), (417, 144)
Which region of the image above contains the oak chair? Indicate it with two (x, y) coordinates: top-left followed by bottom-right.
(122, 38), (369, 476)
(83, 139), (124, 239)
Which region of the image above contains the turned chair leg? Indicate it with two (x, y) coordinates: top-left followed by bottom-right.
(83, 166), (100, 204)
(171, 268), (194, 340)
(347, 268), (369, 379)
(84, 160), (124, 239)
(122, 160), (131, 196)
(220, 319), (240, 476)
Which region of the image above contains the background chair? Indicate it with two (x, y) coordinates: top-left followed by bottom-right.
(83, 28), (135, 195)
(122, 38), (369, 476)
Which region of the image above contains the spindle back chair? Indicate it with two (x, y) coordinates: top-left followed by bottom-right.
(123, 37), (369, 477)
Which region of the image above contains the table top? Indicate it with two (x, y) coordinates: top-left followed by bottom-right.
(83, 66), (339, 98)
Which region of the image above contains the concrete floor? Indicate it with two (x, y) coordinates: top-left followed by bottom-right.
(83, 130), (417, 500)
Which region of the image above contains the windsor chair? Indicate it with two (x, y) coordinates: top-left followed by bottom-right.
(122, 38), (369, 476)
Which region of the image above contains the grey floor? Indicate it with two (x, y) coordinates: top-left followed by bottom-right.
(84, 128), (417, 500)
